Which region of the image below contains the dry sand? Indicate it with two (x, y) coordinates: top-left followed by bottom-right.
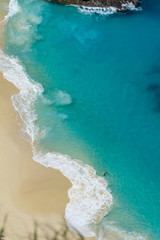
(0, 2), (95, 239)
(0, 2), (77, 239)
(0, 70), (73, 240)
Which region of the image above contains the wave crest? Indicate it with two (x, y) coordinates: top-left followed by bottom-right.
(33, 151), (113, 236)
(0, 48), (113, 237)
(73, 1), (141, 15)
(5, 0), (20, 20)
(0, 0), (146, 239)
(75, 5), (118, 15)
(0, 2), (113, 235)
(96, 224), (148, 240)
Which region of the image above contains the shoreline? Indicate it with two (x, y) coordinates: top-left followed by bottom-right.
(0, 1), (149, 240)
(0, 71), (72, 239)
(0, 0), (112, 238)
(0, 0), (113, 236)
(0, 2), (83, 239)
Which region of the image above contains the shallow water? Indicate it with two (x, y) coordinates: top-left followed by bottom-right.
(4, 0), (160, 239)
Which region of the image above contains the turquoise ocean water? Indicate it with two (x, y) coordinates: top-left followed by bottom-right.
(3, 0), (160, 239)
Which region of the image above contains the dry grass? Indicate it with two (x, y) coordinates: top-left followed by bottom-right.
(31, 222), (85, 240)
(0, 214), (7, 240)
(0, 216), (85, 240)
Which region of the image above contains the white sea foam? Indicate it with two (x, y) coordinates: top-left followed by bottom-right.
(96, 224), (148, 240)
(0, 49), (113, 237)
(53, 90), (72, 106)
(0, 1), (113, 235)
(0, 49), (147, 239)
(5, 1), (42, 49)
(1, 46), (145, 240)
(122, 2), (142, 11)
(33, 151), (113, 236)
(0, 0), (113, 233)
(4, 0), (20, 20)
(58, 113), (68, 120)
(0, 0), (146, 238)
(75, 5), (118, 15)
(0, 50), (43, 142)
(74, 1), (141, 15)
(41, 90), (72, 106)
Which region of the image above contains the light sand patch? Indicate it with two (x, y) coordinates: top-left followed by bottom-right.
(0, 2), (95, 239)
(0, 71), (73, 239)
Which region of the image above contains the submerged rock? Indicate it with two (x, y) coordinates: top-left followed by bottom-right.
(47, 0), (140, 11)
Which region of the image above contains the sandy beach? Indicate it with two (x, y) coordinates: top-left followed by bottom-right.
(0, 2), (82, 239)
(0, 71), (74, 239)
(0, 2), (119, 240)
(0, 70), (77, 238)
(0, 71), (95, 240)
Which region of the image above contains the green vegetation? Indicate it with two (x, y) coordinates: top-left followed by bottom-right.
(0, 215), (7, 240)
(31, 221), (85, 240)
(0, 216), (85, 240)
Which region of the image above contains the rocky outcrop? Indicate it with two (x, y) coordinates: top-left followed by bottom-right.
(48, 0), (140, 11)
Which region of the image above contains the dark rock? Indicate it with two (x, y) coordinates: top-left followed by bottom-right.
(47, 0), (140, 11)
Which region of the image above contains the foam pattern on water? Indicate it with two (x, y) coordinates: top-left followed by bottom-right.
(96, 224), (147, 240)
(74, 2), (141, 15)
(0, 45), (112, 238)
(33, 151), (113, 236)
(6, 4), (42, 50)
(75, 5), (118, 15)
(4, 0), (20, 20)
(0, 0), (149, 239)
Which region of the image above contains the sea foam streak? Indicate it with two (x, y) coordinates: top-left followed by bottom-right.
(0, 0), (113, 237)
(74, 1), (141, 15)
(73, 5), (118, 15)
(0, 49), (113, 237)
(4, 0), (20, 20)
(96, 224), (147, 240)
(0, 0), (147, 239)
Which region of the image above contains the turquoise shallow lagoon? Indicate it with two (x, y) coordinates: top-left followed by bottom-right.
(4, 0), (160, 239)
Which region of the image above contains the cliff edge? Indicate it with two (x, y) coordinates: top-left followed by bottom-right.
(48, 0), (140, 11)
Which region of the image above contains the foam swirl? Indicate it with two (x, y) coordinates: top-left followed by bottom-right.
(33, 151), (113, 236)
(0, 1), (113, 236)
(75, 5), (118, 15)
(0, 40), (112, 238)
(5, 0), (20, 20)
(0, 0), (146, 239)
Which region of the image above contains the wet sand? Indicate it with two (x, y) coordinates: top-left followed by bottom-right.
(0, 1), (75, 239)
(0, 1), (96, 239)
(0, 70), (73, 239)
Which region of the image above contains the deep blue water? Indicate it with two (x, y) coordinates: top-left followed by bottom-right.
(5, 0), (160, 239)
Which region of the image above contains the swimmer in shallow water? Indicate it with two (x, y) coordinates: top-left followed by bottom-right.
(103, 171), (108, 176)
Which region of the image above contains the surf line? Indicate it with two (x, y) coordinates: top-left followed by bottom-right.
(0, 0), (113, 237)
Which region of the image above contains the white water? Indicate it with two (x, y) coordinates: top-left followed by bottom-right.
(4, 0), (20, 20)
(0, 0), (113, 237)
(74, 1), (141, 15)
(96, 224), (147, 240)
(75, 5), (118, 15)
(122, 2), (142, 11)
(0, 47), (113, 237)
(0, 0), (147, 239)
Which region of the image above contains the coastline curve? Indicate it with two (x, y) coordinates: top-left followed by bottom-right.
(0, 0), (113, 237)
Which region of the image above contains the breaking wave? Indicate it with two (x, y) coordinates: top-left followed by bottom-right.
(4, 0), (20, 21)
(96, 224), (148, 240)
(0, 47), (113, 237)
(75, 5), (118, 15)
(0, 0), (146, 239)
(74, 2), (141, 15)
(0, 0), (113, 237)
